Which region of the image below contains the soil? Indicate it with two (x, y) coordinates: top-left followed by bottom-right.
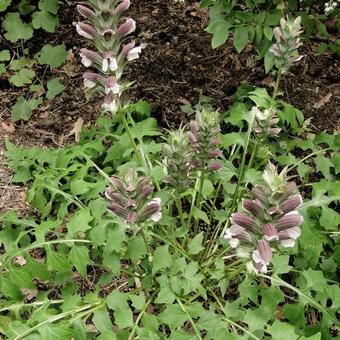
(0, 0), (339, 214)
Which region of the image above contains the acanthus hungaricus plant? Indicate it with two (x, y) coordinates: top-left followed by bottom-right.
(76, 0), (143, 113)
(224, 163), (303, 273)
(1, 0), (339, 338)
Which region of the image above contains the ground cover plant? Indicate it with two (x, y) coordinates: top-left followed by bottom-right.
(0, 0), (339, 339)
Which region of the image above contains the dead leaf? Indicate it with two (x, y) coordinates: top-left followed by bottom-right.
(20, 288), (38, 301)
(68, 118), (84, 142)
(0, 122), (15, 133)
(313, 93), (332, 109)
(12, 256), (26, 267)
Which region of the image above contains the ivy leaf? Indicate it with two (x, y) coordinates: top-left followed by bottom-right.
(188, 232), (204, 255)
(39, 0), (59, 14)
(11, 96), (33, 122)
(205, 19), (230, 49)
(36, 44), (67, 68)
(0, 50), (10, 61)
(32, 10), (59, 33)
(68, 246), (90, 276)
(0, 0), (11, 12)
(2, 12), (33, 42)
(233, 26), (248, 53)
(46, 78), (65, 100)
(9, 68), (35, 87)
(107, 291), (133, 329)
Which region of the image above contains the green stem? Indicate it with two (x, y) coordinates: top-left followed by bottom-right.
(273, 66), (282, 99)
(121, 112), (142, 164)
(210, 291), (261, 340)
(186, 177), (200, 231)
(140, 227), (151, 253)
(13, 302), (103, 340)
(193, 171), (206, 235)
(128, 292), (157, 340)
(219, 113), (255, 239)
(176, 298), (203, 340)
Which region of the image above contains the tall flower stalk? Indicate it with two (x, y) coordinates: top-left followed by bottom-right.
(224, 163), (304, 273)
(270, 16), (303, 98)
(76, 0), (143, 114)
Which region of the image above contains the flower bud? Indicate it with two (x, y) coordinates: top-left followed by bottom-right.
(115, 0), (131, 15)
(251, 186), (267, 204)
(275, 211), (303, 230)
(116, 18), (136, 38)
(231, 213), (257, 230)
(263, 224), (279, 241)
(77, 5), (96, 19)
(76, 22), (96, 40)
(208, 162), (222, 171)
(242, 199), (263, 217)
(279, 195), (302, 213)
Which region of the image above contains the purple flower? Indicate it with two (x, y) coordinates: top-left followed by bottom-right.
(231, 213), (257, 231)
(252, 240), (272, 273)
(76, 22), (96, 40)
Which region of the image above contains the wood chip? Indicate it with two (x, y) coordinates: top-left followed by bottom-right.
(313, 93), (332, 109)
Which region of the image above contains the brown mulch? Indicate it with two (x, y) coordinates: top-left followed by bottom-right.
(0, 0), (339, 214)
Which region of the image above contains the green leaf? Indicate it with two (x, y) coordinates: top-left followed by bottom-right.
(0, 50), (10, 61)
(130, 293), (146, 310)
(233, 26), (248, 53)
(46, 77), (65, 99)
(302, 268), (327, 293)
(126, 236), (147, 261)
(283, 303), (306, 327)
(264, 49), (274, 73)
(188, 232), (204, 255)
(158, 304), (187, 328)
(244, 307), (268, 332)
(11, 96), (33, 122)
(266, 320), (298, 340)
(68, 246), (90, 276)
(107, 291), (134, 329)
(67, 209), (93, 236)
(46, 249), (71, 273)
(152, 245), (172, 274)
(9, 68), (35, 87)
(0, 0), (11, 12)
(32, 10), (59, 33)
(205, 19), (230, 49)
(0, 63), (5, 74)
(263, 26), (273, 40)
(202, 179), (214, 199)
(39, 0), (59, 14)
(315, 155), (333, 180)
(106, 224), (126, 253)
(320, 206), (340, 231)
(2, 12), (33, 42)
(192, 207), (210, 225)
(271, 255), (291, 274)
(93, 309), (112, 334)
(36, 44), (67, 68)
(155, 287), (175, 304)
